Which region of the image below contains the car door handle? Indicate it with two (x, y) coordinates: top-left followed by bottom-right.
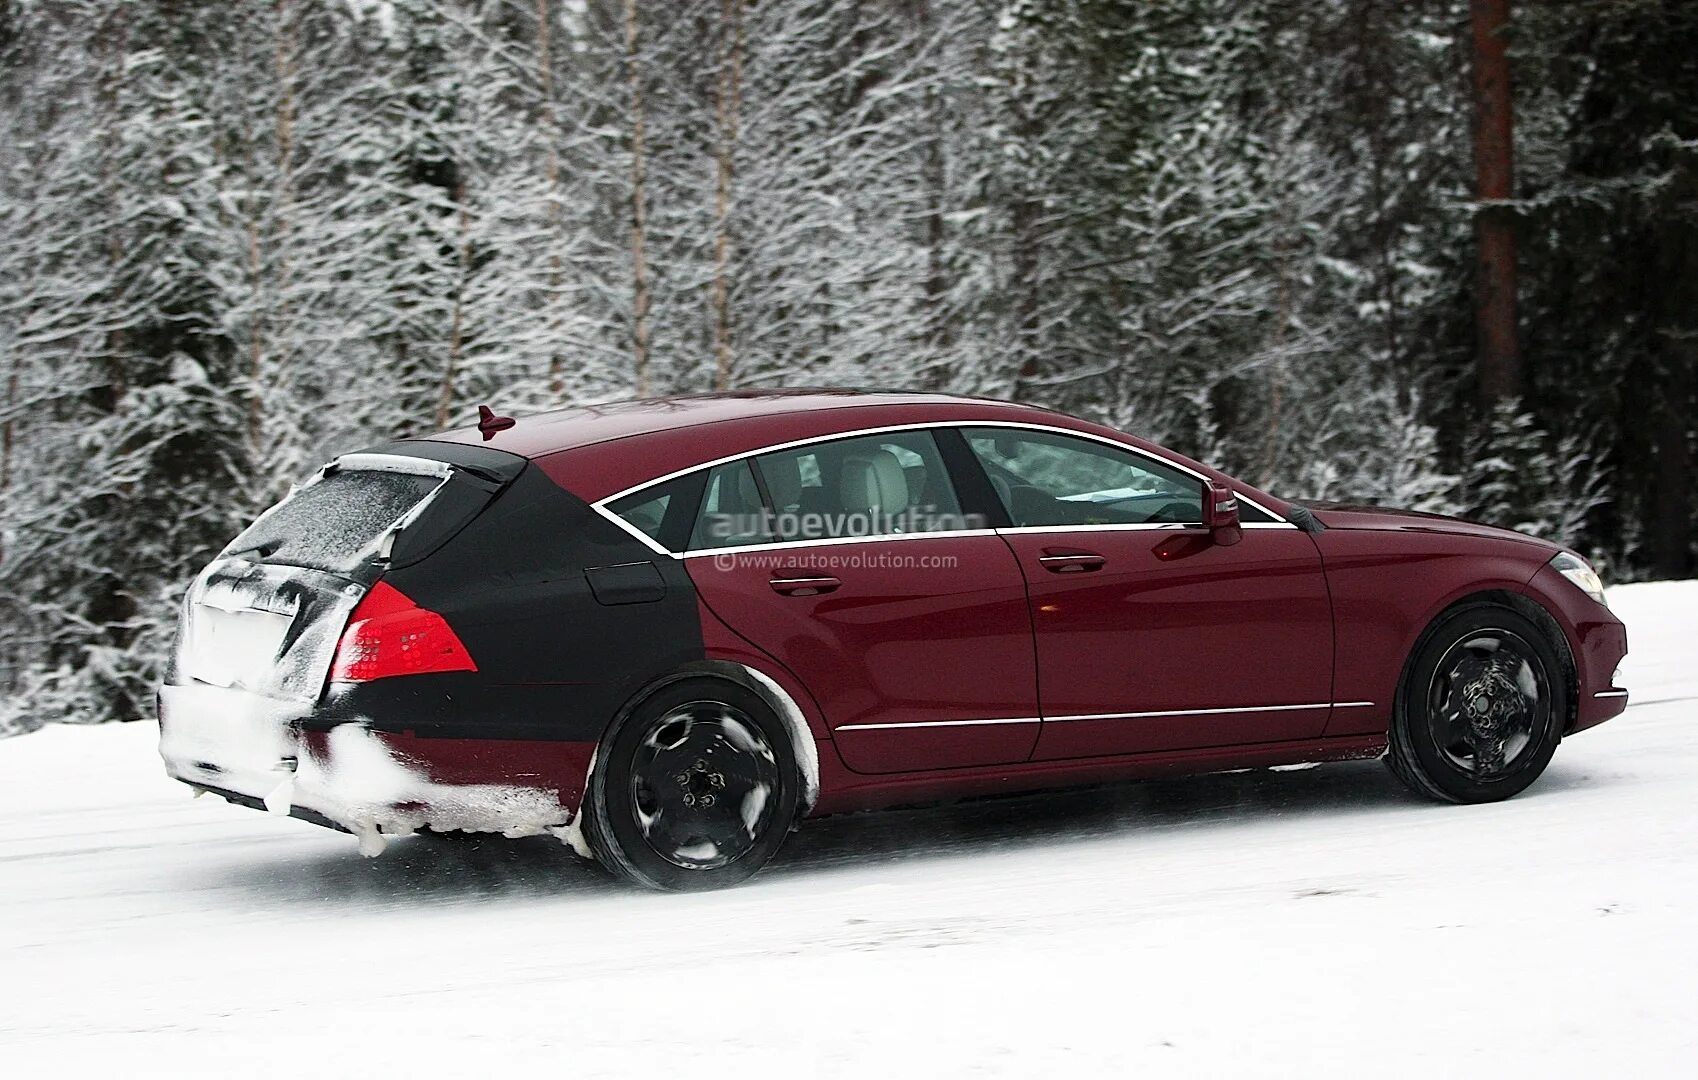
(769, 575), (841, 595)
(1037, 551), (1105, 573)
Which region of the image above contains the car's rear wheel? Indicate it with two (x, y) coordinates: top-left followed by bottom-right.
(582, 678), (799, 891)
(1386, 603), (1568, 804)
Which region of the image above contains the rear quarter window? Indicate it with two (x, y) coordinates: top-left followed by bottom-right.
(606, 470), (709, 553)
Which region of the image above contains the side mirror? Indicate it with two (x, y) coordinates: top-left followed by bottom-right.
(1203, 481), (1242, 546)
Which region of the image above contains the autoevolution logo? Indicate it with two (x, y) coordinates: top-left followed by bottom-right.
(710, 549), (961, 573)
(700, 507), (987, 545)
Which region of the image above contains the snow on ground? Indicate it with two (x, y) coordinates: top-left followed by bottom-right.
(2, 583), (1695, 1077)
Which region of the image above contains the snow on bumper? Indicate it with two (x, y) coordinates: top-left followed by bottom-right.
(158, 683), (581, 854)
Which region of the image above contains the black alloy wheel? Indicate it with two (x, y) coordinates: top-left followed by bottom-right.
(1425, 628), (1548, 780)
(584, 677), (799, 890)
(1387, 603), (1568, 804)
(629, 700), (782, 871)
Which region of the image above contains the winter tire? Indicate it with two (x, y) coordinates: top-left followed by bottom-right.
(1386, 603), (1568, 804)
(582, 677), (800, 891)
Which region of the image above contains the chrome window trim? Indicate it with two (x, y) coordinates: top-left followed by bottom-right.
(589, 419), (1294, 557)
(679, 529), (1002, 561)
(992, 521), (1295, 537)
(995, 522), (1193, 536)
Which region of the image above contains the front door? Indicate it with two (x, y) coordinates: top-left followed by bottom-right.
(682, 429), (1040, 774)
(961, 426), (1334, 759)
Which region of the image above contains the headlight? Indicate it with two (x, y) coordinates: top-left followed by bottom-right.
(1550, 551), (1608, 608)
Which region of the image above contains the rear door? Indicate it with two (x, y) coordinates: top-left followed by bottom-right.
(674, 429), (1041, 774)
(959, 426), (1335, 759)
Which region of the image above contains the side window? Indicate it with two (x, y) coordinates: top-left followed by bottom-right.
(965, 427), (1204, 528)
(754, 430), (969, 541)
(610, 490), (672, 542)
(689, 460), (773, 550)
(607, 471), (707, 553)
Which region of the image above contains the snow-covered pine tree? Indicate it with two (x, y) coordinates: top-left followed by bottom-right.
(1461, 399), (1609, 553)
(0, 0), (1689, 734)
(0, 1), (253, 730)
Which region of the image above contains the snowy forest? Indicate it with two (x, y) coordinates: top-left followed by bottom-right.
(0, 0), (1693, 734)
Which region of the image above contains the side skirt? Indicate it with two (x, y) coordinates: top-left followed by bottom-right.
(809, 734), (1387, 816)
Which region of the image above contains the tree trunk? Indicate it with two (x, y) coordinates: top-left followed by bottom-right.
(437, 182), (473, 431)
(1469, 0), (1521, 404)
(1650, 343), (1694, 577)
(1352, 1), (1403, 393)
(1009, 192), (1041, 396)
(710, 0), (744, 391)
(85, 3), (139, 710)
(0, 361), (15, 566)
(917, 0), (949, 378)
(101, 4), (130, 411)
(538, 0), (567, 399)
(623, 0), (652, 396)
(1260, 215), (1295, 486)
(251, 0), (296, 465)
(1650, 196), (1697, 577)
(923, 117), (948, 357)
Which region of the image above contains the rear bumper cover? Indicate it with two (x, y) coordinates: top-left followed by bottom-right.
(190, 781), (353, 835)
(158, 682), (594, 848)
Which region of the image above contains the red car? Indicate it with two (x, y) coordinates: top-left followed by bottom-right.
(159, 391), (1629, 889)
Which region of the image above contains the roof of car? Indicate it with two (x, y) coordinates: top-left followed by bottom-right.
(422, 389), (1059, 460)
(413, 387), (1286, 513)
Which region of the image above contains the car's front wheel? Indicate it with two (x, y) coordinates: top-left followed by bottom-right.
(1386, 603), (1568, 804)
(582, 678), (799, 891)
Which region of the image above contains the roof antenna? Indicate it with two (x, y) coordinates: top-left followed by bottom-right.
(476, 404), (515, 441)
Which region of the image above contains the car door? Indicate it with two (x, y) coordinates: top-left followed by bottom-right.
(676, 429), (1041, 774)
(959, 426), (1335, 760)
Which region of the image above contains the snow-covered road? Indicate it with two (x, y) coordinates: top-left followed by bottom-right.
(3, 583), (1695, 1077)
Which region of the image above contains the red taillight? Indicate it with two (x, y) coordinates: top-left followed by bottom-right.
(329, 582), (477, 683)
